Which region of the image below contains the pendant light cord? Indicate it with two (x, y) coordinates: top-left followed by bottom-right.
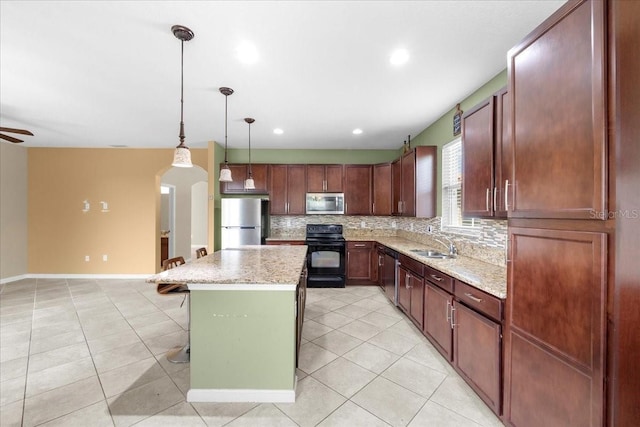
(248, 121), (252, 177)
(178, 39), (185, 146)
(224, 94), (228, 164)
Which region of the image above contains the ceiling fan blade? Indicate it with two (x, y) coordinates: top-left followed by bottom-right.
(0, 133), (24, 143)
(0, 127), (34, 136)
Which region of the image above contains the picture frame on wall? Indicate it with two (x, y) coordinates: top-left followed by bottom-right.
(453, 103), (463, 136)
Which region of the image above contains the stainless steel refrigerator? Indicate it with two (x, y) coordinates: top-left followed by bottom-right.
(220, 198), (268, 249)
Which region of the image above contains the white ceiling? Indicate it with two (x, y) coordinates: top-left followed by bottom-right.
(0, 1), (564, 151)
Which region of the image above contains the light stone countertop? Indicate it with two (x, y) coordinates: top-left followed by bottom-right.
(351, 236), (507, 299)
(146, 245), (308, 291)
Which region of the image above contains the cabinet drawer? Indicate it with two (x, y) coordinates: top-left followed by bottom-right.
(424, 265), (454, 293)
(455, 280), (502, 322)
(347, 241), (374, 250)
(398, 254), (424, 277)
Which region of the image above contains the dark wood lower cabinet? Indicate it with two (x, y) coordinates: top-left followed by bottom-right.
(346, 241), (376, 285)
(424, 282), (453, 362)
(454, 302), (501, 414)
(504, 226), (606, 427)
(397, 264), (424, 329)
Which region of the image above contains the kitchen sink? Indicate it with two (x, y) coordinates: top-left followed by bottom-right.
(410, 249), (452, 259)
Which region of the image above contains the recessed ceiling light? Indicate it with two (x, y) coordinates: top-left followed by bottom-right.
(273, 128), (284, 135)
(352, 128), (363, 135)
(237, 42), (258, 64)
(390, 48), (409, 66)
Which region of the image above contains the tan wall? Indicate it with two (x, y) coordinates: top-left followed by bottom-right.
(1, 143), (29, 280)
(27, 148), (207, 274)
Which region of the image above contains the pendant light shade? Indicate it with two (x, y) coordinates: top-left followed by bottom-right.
(172, 146), (192, 168)
(219, 87), (234, 182)
(244, 117), (255, 190)
(171, 25), (194, 168)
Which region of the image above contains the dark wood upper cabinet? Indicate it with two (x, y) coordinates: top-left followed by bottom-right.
(391, 158), (402, 216)
(462, 87), (511, 219)
(344, 165), (372, 215)
(392, 146), (437, 217)
(462, 98), (495, 218)
(494, 87), (512, 218)
(508, 0), (606, 219)
(372, 163), (392, 216)
(307, 165), (343, 193)
(268, 164), (306, 215)
(219, 164), (269, 194)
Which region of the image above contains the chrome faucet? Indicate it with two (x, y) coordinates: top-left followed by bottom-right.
(435, 235), (458, 257)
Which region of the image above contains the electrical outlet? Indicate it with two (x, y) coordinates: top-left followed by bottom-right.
(391, 221), (397, 228)
(103, 254), (108, 261)
(85, 255), (90, 262)
(410, 223), (414, 231)
(360, 221), (366, 228)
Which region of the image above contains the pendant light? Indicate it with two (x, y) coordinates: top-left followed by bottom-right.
(171, 25), (194, 168)
(244, 118), (256, 190)
(219, 87), (234, 182)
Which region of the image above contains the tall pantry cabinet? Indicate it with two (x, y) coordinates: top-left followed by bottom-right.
(503, 1), (639, 426)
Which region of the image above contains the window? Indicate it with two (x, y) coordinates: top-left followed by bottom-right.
(441, 138), (478, 232)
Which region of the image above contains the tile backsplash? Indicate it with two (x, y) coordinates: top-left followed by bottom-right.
(270, 215), (507, 266)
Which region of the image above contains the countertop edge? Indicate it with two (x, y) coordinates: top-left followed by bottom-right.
(187, 283), (298, 291)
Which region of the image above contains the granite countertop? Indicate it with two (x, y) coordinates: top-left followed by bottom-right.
(146, 245), (308, 291)
(354, 236), (506, 299)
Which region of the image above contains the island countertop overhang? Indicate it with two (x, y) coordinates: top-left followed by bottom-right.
(146, 245), (308, 291)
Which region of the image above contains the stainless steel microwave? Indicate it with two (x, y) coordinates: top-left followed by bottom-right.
(306, 193), (345, 215)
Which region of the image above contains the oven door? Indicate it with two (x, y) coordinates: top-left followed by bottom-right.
(306, 242), (345, 276)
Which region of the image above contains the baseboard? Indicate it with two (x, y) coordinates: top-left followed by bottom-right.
(1, 273), (150, 284)
(187, 387), (296, 403)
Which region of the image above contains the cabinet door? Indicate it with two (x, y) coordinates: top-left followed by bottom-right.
(306, 165), (325, 192)
(391, 158), (402, 215)
(401, 150), (416, 216)
(269, 165), (288, 215)
(504, 226), (606, 427)
(287, 165), (307, 215)
(508, 0), (606, 219)
(325, 165), (344, 192)
(414, 146), (437, 218)
(494, 87), (511, 218)
(462, 98), (494, 218)
(249, 164), (269, 194)
(346, 242), (373, 283)
(344, 165), (372, 215)
(397, 266), (411, 314)
(220, 164), (249, 194)
(373, 163), (392, 216)
(424, 282), (453, 361)
(376, 248), (385, 289)
(454, 302), (501, 415)
(409, 274), (424, 329)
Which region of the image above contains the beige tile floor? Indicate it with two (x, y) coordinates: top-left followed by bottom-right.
(0, 278), (504, 427)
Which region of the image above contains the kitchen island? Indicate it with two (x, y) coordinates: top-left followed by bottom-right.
(147, 245), (308, 403)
